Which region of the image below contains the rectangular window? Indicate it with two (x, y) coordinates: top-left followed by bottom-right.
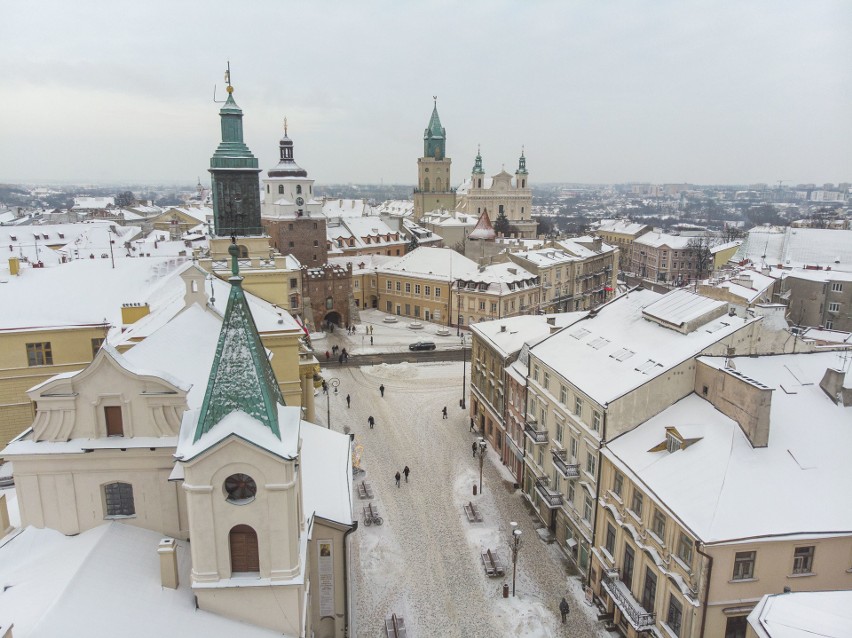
(583, 494), (593, 522)
(630, 490), (643, 518)
(537, 447), (544, 466)
(91, 338), (104, 358)
(613, 471), (623, 497)
(560, 385), (568, 405)
(567, 480), (575, 506)
(543, 372), (550, 389)
(26, 342), (53, 366)
(828, 302), (840, 312)
(732, 551), (756, 580)
(290, 277), (298, 288)
(641, 568), (657, 613)
(586, 451), (596, 476)
(556, 422), (564, 444)
(386, 301), (392, 312)
(386, 280), (392, 290)
(605, 523), (616, 556)
(623, 544), (635, 590)
(479, 300), (486, 310)
(405, 282), (411, 293)
(652, 509), (666, 541)
(677, 532), (693, 566)
(831, 282), (843, 292)
(792, 546), (814, 574)
(104, 482), (135, 517)
(570, 436), (578, 460)
(490, 303), (497, 313)
(405, 304), (411, 315)
(574, 396), (583, 417)
(415, 284), (421, 294)
(105, 406), (124, 437)
(666, 595), (683, 636)
(425, 285), (431, 295)
(533, 366), (539, 382)
(395, 281), (401, 291)
(592, 411), (601, 432)
(435, 287), (441, 298)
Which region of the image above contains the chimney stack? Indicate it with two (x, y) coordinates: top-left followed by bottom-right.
(819, 368), (852, 407)
(0, 494), (12, 536)
(158, 538), (179, 589)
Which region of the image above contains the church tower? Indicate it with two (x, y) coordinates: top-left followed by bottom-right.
(208, 67), (263, 237)
(178, 243), (309, 636)
(413, 98), (456, 220)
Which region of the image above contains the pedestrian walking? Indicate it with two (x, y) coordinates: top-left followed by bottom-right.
(325, 351), (330, 361)
(338, 354), (344, 364)
(370, 336), (373, 346)
(346, 394), (351, 408)
(442, 406), (448, 419)
(368, 416), (375, 429)
(559, 597), (570, 624)
(322, 380), (328, 394)
(379, 384), (385, 397)
(472, 441), (477, 457)
(395, 471), (401, 488)
(403, 466), (410, 482)
(469, 417), (475, 432)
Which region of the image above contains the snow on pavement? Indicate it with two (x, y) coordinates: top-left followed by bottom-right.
(320, 361), (608, 638)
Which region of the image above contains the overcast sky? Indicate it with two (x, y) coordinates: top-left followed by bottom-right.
(3, 0), (850, 186)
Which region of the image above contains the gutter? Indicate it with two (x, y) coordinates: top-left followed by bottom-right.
(695, 541), (713, 638)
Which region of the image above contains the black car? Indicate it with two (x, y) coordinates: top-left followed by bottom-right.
(408, 341), (436, 351)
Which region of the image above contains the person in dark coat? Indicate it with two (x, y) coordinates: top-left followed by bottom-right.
(322, 380), (328, 394)
(338, 353), (344, 364)
(379, 384), (385, 397)
(368, 416), (375, 429)
(395, 471), (401, 488)
(472, 440), (477, 457)
(442, 406), (448, 419)
(403, 466), (410, 482)
(559, 597), (570, 623)
(346, 394), (351, 408)
(325, 351), (330, 361)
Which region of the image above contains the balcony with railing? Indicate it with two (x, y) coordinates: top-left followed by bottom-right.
(551, 450), (580, 479)
(534, 478), (563, 508)
(523, 418), (548, 444)
(600, 570), (656, 631)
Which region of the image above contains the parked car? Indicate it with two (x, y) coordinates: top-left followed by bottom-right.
(408, 341), (436, 351)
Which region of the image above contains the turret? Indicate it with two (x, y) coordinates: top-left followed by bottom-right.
(423, 97), (446, 161)
(515, 147), (529, 189)
(471, 145), (484, 189)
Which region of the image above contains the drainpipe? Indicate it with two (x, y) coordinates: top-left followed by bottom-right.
(586, 406), (606, 588)
(343, 521), (358, 637)
(694, 541), (713, 638)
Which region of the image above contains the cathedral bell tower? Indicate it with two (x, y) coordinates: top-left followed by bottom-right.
(209, 65), (264, 237)
(413, 97), (456, 220)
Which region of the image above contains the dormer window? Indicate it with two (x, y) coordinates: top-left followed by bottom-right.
(296, 185), (302, 195)
(666, 429), (683, 453)
(278, 185), (284, 194)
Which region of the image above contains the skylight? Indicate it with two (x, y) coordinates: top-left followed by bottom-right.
(570, 328), (591, 340)
(610, 348), (635, 361)
(587, 336), (610, 350)
(635, 359), (662, 374)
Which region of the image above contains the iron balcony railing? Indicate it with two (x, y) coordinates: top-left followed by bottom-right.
(601, 572), (656, 630)
(534, 478), (563, 508)
(523, 420), (548, 444)
(551, 450), (580, 479)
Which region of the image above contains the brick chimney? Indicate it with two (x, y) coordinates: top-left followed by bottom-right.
(819, 368), (852, 407)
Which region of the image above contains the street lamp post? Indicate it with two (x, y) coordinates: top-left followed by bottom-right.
(461, 333), (467, 410)
(325, 377), (340, 429)
(510, 521), (522, 597)
(477, 437), (487, 494)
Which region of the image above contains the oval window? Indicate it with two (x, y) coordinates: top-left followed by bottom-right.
(224, 473), (257, 505)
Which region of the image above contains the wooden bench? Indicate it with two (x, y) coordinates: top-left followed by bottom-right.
(357, 481), (374, 499)
(463, 501), (482, 522)
(385, 613), (407, 637)
(363, 502), (383, 526)
(480, 548), (505, 577)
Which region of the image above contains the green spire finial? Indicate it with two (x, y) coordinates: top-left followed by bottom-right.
(472, 145), (484, 175)
(517, 146), (528, 175)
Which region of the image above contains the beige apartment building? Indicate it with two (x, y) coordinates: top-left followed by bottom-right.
(592, 352), (852, 638)
(631, 232), (715, 284)
(594, 220), (651, 270)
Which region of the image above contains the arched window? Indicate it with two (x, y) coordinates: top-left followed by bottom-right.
(522, 179), (526, 188)
(436, 177), (443, 192)
(278, 185), (284, 194)
(478, 179), (482, 188)
(104, 482), (135, 517)
(229, 525), (260, 573)
(296, 185), (302, 194)
(423, 177), (430, 192)
(266, 185), (270, 193)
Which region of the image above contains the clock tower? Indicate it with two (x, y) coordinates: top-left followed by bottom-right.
(413, 98), (456, 220)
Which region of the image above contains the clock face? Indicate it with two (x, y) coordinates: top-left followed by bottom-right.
(296, 196), (304, 206)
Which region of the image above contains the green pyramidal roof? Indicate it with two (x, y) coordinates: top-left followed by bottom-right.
(194, 245), (285, 442)
(426, 102), (445, 140)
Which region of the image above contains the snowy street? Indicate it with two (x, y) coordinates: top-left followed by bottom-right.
(319, 361), (608, 638)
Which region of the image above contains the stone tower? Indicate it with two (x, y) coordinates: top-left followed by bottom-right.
(413, 98), (456, 220)
(208, 70), (264, 237)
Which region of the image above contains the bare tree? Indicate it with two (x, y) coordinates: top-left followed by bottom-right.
(687, 236), (714, 279)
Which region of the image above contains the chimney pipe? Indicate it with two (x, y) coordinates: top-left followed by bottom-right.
(158, 538), (179, 589)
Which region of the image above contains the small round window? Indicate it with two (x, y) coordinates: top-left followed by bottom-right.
(224, 473), (257, 505)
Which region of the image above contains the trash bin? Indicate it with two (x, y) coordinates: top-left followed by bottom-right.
(502, 583), (509, 598)
(473, 484), (477, 496)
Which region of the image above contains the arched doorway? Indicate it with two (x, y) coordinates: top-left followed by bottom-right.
(229, 524), (259, 573)
(323, 311), (342, 328)
(369, 295), (378, 309)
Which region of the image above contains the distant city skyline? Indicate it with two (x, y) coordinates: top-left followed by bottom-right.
(3, 1), (851, 186)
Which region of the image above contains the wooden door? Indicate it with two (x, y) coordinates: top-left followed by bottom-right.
(229, 525), (260, 573)
(104, 406), (123, 437)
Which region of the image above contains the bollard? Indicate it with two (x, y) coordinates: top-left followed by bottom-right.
(473, 484), (477, 496)
(503, 583), (509, 598)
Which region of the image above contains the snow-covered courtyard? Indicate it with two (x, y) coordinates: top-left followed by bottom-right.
(320, 361), (608, 638)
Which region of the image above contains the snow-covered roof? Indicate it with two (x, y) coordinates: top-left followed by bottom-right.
(530, 289), (757, 406)
(0, 222), (139, 267)
(784, 268), (852, 283)
(321, 198), (374, 219)
(420, 210), (477, 227)
(606, 352), (852, 543)
(379, 246), (478, 281)
(558, 236), (617, 257)
(800, 327), (852, 345)
(733, 227), (852, 272)
(709, 239), (742, 254)
(0, 256), (192, 332)
(208, 281), (302, 334)
(594, 219), (650, 236)
(457, 262), (537, 295)
(513, 248), (579, 267)
(0, 523), (282, 637)
(375, 200), (414, 217)
(299, 422), (353, 525)
(158, 206), (213, 224)
(641, 289), (727, 328)
(328, 254), (397, 274)
(472, 312), (587, 358)
(632, 232), (693, 249)
(72, 196), (115, 210)
(748, 590), (852, 638)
